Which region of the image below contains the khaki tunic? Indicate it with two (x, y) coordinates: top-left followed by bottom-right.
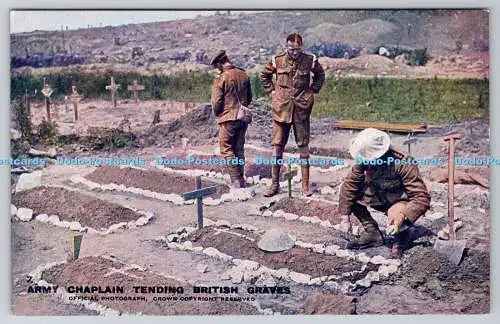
(259, 51), (325, 123)
(211, 65), (253, 124)
(337, 151), (431, 223)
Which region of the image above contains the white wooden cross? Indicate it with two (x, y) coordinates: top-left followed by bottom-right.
(105, 77), (120, 108)
(70, 85), (83, 121)
(41, 77), (53, 121)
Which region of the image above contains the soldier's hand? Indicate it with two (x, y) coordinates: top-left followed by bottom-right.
(387, 213), (406, 235)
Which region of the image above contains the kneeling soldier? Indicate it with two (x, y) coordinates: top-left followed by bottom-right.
(337, 128), (431, 258)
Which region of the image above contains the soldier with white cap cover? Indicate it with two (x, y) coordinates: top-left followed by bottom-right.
(337, 128), (431, 258)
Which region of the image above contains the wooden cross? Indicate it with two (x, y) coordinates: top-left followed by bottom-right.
(41, 77), (53, 122)
(403, 134), (417, 154)
(105, 77), (120, 108)
(283, 164), (298, 198)
(127, 80), (145, 104)
(70, 85), (83, 121)
(183, 176), (217, 229)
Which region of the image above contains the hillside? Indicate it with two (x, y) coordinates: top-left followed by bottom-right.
(10, 9), (489, 76)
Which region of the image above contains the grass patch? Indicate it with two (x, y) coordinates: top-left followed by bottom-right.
(312, 77), (489, 122)
(11, 71), (488, 123)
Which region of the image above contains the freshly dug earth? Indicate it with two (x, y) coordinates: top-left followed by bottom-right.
(303, 292), (357, 315)
(11, 186), (141, 229)
(143, 104), (219, 148)
(12, 277), (99, 315)
(187, 226), (378, 279)
(85, 167), (230, 198)
(391, 246), (489, 313)
(141, 99), (277, 147)
(271, 197), (346, 224)
(42, 256), (260, 315)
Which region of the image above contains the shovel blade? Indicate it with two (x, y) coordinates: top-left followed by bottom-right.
(433, 239), (467, 266)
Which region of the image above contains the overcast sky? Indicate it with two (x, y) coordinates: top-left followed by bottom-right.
(10, 10), (249, 33)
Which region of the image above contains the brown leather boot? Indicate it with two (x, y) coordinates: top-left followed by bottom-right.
(346, 221), (384, 250)
(228, 165), (243, 189)
(238, 163), (246, 188)
(264, 164), (281, 197)
(301, 165), (313, 197)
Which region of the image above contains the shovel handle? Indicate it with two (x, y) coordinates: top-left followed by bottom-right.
(443, 134), (461, 142)
(444, 134), (460, 240)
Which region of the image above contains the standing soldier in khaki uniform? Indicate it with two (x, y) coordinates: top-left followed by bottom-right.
(337, 128), (431, 258)
(210, 50), (253, 188)
(260, 33), (325, 197)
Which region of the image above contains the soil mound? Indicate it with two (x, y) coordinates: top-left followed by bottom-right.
(143, 100), (273, 147)
(395, 246), (489, 304)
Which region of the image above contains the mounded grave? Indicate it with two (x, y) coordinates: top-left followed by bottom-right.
(270, 197), (349, 224)
(84, 166), (230, 198)
(186, 226), (378, 279)
(11, 186), (142, 229)
(41, 256), (261, 315)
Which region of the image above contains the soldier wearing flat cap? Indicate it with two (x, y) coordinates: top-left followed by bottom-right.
(259, 33), (326, 197)
(210, 50), (253, 188)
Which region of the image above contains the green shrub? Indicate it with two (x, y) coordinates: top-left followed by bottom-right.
(36, 119), (58, 144)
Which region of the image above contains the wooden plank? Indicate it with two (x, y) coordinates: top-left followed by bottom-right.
(337, 120), (427, 130)
(183, 186), (217, 201)
(334, 120), (430, 133)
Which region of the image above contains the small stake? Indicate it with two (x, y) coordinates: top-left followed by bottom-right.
(73, 234), (83, 260)
(284, 164), (297, 198)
